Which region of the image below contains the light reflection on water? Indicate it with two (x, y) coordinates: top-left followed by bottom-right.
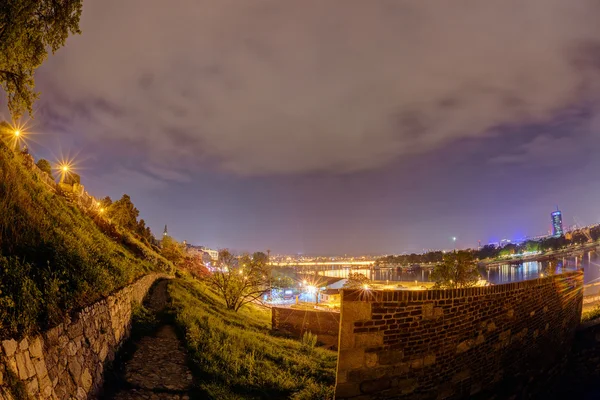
(316, 250), (600, 285)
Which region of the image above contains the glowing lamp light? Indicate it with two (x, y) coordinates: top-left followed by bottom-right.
(302, 279), (307, 285)
(306, 285), (316, 294)
(363, 284), (370, 290)
(62, 165), (69, 172)
(14, 130), (20, 137)
(99, 208), (105, 213)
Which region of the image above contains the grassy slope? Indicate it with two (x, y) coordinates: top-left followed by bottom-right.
(169, 278), (337, 400)
(0, 141), (169, 338)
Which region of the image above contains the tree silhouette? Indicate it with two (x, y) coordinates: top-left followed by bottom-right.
(35, 159), (53, 179)
(208, 249), (272, 311)
(1, 1), (83, 118)
(431, 251), (480, 289)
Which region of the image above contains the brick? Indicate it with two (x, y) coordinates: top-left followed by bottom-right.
(335, 272), (583, 399)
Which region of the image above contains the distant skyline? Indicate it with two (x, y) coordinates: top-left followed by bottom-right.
(3, 0), (600, 255)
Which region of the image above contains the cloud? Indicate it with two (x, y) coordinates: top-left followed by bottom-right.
(35, 0), (600, 176)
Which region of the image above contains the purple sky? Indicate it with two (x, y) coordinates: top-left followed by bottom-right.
(3, 0), (600, 255)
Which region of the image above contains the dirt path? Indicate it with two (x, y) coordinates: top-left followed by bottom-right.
(103, 279), (194, 400)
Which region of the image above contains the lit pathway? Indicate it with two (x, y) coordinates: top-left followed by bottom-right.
(103, 280), (194, 400)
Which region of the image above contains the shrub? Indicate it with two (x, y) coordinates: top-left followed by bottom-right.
(35, 158), (53, 179)
(300, 331), (318, 354)
(581, 306), (600, 323)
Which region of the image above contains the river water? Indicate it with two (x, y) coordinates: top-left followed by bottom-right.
(317, 250), (600, 285)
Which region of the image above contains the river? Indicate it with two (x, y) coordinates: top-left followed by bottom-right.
(316, 250), (600, 285)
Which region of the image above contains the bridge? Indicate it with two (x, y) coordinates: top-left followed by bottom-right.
(269, 260), (375, 267)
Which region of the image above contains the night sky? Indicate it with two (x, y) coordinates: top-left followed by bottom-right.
(3, 0), (600, 255)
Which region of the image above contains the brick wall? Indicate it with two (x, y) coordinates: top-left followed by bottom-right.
(0, 274), (167, 400)
(335, 271), (583, 399)
(272, 307), (340, 349)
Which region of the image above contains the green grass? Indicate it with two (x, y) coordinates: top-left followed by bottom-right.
(0, 141), (169, 338)
(168, 278), (337, 400)
(581, 305), (600, 323)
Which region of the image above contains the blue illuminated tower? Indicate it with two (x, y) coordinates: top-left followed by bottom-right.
(551, 208), (563, 237)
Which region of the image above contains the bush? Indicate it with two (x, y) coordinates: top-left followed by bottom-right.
(35, 158), (53, 179)
(300, 331), (318, 354)
(169, 279), (337, 399)
(581, 306), (600, 323)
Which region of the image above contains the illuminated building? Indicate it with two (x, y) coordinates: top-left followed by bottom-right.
(551, 209), (563, 237)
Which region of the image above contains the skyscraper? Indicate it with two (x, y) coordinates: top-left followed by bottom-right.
(551, 209), (563, 237)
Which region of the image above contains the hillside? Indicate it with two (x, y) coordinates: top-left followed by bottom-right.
(0, 139), (171, 339)
(169, 278), (337, 399)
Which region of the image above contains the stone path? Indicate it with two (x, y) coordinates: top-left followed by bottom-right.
(103, 280), (193, 400)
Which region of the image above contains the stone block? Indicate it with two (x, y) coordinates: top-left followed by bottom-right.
(452, 369), (471, 384)
(76, 386), (86, 400)
(67, 341), (78, 357)
(18, 338), (29, 351)
(6, 356), (18, 376)
(487, 321), (497, 332)
(411, 358), (424, 369)
(344, 302), (372, 322)
(2, 340), (18, 358)
(39, 374), (53, 399)
(68, 357), (82, 384)
(339, 321), (356, 350)
(424, 354), (436, 367)
(355, 332), (384, 348)
(475, 333), (485, 346)
(15, 351), (36, 379)
(34, 357), (48, 378)
(378, 349), (404, 365)
(29, 337), (44, 359)
(25, 376), (39, 396)
(81, 368), (93, 393)
(339, 348), (365, 370)
(0, 369), (3, 385)
(422, 302), (434, 319)
(390, 378), (417, 395)
(360, 377), (391, 394)
(365, 352), (378, 368)
(456, 339), (473, 354)
(335, 383), (362, 398)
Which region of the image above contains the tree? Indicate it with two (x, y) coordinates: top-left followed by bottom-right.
(208, 249), (271, 311)
(106, 194), (139, 231)
(35, 159), (53, 178)
(1, 1), (83, 118)
(343, 272), (371, 289)
(179, 255), (209, 279)
(430, 251), (480, 289)
(99, 196), (112, 208)
(62, 171), (80, 185)
(160, 235), (184, 265)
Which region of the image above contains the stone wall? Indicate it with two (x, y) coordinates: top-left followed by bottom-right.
(336, 271), (583, 399)
(272, 307), (340, 349)
(0, 274), (166, 400)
